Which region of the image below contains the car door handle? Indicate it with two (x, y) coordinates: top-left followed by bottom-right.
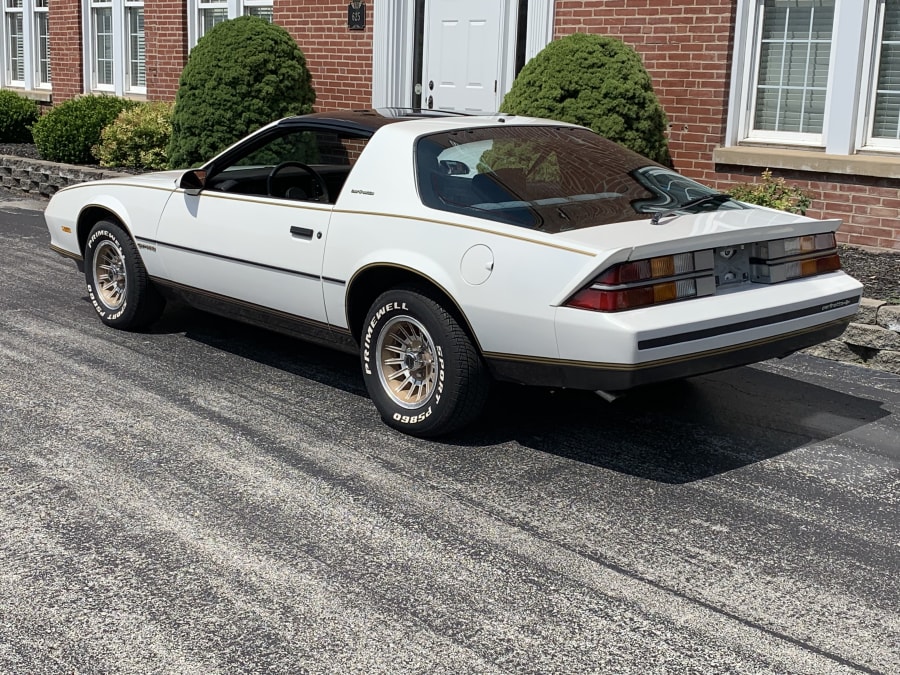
(290, 226), (314, 239)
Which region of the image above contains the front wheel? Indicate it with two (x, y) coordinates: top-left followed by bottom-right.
(84, 220), (164, 330)
(361, 287), (490, 437)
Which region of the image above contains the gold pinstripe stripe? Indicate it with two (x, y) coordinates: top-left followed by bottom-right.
(332, 207), (597, 256)
(50, 244), (83, 262)
(63, 183), (597, 255)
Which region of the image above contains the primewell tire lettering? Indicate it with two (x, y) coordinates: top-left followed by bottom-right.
(363, 301), (409, 375)
(392, 407), (433, 424)
(88, 278), (128, 320)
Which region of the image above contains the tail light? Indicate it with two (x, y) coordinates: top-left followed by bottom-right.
(750, 233), (841, 283)
(566, 250), (716, 312)
(565, 232), (841, 313)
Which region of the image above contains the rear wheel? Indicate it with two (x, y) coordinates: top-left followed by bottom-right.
(84, 220), (164, 330)
(361, 287), (490, 437)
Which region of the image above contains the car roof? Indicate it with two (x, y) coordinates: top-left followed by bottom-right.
(274, 108), (577, 136)
(275, 108), (474, 134)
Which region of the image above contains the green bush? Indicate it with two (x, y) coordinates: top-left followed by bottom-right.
(727, 170), (811, 215)
(0, 90), (40, 143)
(93, 101), (174, 170)
(167, 16), (315, 169)
(32, 95), (135, 164)
(500, 33), (671, 165)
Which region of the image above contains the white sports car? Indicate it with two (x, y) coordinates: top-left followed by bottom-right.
(45, 110), (863, 436)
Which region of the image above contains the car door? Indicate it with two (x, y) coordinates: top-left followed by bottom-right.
(155, 126), (361, 326)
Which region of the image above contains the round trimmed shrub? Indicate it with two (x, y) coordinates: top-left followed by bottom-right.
(93, 101), (174, 170)
(167, 16), (316, 169)
(501, 33), (671, 165)
(32, 95), (136, 164)
(0, 90), (40, 143)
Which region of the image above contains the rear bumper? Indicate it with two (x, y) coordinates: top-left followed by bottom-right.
(485, 315), (853, 390)
(487, 271), (862, 390)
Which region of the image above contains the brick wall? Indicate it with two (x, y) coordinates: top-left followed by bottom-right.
(146, 0), (189, 100)
(48, 0), (84, 102)
(278, 0), (373, 110)
(554, 0), (900, 252)
(555, 0), (734, 181)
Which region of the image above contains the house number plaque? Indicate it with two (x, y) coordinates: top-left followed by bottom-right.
(348, 1), (366, 30)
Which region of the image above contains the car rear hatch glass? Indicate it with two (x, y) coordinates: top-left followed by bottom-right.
(415, 125), (748, 232)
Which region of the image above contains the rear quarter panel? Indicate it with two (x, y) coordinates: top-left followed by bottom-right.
(324, 208), (600, 358)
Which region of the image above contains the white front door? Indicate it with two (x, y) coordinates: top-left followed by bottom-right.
(422, 0), (506, 113)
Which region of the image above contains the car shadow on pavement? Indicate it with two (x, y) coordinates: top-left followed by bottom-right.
(463, 371), (891, 483)
(147, 301), (369, 396)
(148, 303), (890, 484)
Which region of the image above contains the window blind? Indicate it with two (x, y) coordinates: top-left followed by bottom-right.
(754, 0), (835, 134)
(5, 1), (25, 82)
(127, 7), (145, 88)
(94, 5), (114, 86)
(35, 10), (50, 83)
(872, 0), (900, 139)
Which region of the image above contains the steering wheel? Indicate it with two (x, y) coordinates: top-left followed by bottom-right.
(266, 161), (330, 203)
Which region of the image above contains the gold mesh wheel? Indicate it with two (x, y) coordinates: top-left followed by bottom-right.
(376, 315), (437, 409)
(92, 240), (127, 310)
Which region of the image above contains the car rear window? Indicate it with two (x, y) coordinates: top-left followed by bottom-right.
(415, 125), (740, 232)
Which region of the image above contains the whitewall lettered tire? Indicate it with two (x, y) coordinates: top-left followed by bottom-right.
(84, 220), (164, 330)
(361, 287), (490, 437)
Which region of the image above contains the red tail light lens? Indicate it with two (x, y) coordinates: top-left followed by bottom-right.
(595, 252), (698, 285)
(566, 251), (716, 312)
(565, 231), (841, 313)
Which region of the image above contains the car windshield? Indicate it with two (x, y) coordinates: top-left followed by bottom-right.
(415, 125), (745, 232)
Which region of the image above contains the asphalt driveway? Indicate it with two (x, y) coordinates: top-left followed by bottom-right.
(1, 201), (898, 674)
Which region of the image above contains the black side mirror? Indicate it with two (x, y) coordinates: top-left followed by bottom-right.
(439, 160), (470, 176)
(179, 169), (207, 195)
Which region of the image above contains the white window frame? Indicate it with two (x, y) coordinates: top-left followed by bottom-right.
(727, 0), (890, 156)
(1, 0), (50, 90)
(860, 0), (900, 150)
(187, 0), (273, 48)
(83, 0), (146, 95)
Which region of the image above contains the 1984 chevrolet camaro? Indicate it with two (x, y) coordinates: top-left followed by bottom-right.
(45, 109), (863, 436)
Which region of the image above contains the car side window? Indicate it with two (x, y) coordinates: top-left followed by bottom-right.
(208, 128), (370, 204)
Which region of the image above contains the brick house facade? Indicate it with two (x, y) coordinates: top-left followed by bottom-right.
(4, 0), (900, 250)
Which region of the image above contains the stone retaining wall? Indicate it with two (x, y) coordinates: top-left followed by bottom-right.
(803, 299), (900, 374)
(3, 154), (899, 375)
(0, 155), (128, 198)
